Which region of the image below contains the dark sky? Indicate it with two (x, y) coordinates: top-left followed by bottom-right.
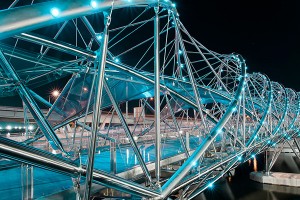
(176, 0), (300, 91)
(0, 0), (300, 108)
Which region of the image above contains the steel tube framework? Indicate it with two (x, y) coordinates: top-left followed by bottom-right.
(0, 1), (299, 199)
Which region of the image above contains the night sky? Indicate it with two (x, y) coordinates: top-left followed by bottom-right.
(176, 0), (300, 91)
(1, 0), (300, 107)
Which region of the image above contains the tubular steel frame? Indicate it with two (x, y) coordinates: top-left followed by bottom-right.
(0, 0), (299, 199)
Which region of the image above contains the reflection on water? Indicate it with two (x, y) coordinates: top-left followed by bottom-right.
(253, 157), (257, 172)
(197, 154), (300, 200)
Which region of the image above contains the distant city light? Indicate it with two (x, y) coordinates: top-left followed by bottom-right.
(6, 125), (12, 130)
(52, 90), (60, 98)
(28, 125), (34, 131)
(50, 8), (60, 17)
(83, 87), (88, 92)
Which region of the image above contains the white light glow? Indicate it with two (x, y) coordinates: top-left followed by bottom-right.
(50, 8), (60, 17)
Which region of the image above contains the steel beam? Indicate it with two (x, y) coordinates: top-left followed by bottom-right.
(0, 0), (174, 40)
(166, 95), (189, 157)
(15, 33), (96, 59)
(159, 54), (246, 199)
(0, 51), (65, 153)
(103, 79), (153, 184)
(187, 159), (238, 200)
(83, 12), (110, 200)
(0, 136), (160, 198)
(154, 5), (161, 185)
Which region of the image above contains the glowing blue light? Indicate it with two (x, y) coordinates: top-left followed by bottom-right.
(217, 129), (222, 134)
(50, 8), (60, 17)
(183, 77), (186, 81)
(232, 107), (237, 112)
(272, 143), (276, 147)
(178, 50), (183, 55)
(238, 156), (242, 161)
(208, 183), (213, 188)
(267, 140), (271, 144)
(180, 64), (184, 68)
(192, 161), (197, 166)
(287, 137), (291, 140)
(114, 58), (120, 63)
(91, 0), (97, 8)
(251, 154), (255, 159)
(96, 34), (103, 40)
(172, 3), (176, 7)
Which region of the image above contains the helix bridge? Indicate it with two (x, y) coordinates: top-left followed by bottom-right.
(0, 0), (299, 199)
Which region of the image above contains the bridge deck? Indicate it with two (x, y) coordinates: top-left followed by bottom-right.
(0, 137), (201, 199)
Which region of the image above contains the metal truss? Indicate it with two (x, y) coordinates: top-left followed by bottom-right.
(0, 0), (299, 199)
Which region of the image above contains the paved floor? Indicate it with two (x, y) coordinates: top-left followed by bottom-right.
(0, 136), (201, 199)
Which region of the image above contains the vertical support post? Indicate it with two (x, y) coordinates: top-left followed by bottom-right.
(83, 12), (110, 200)
(126, 82), (128, 121)
(242, 84), (246, 145)
(21, 164), (34, 200)
(186, 132), (190, 151)
(154, 4), (161, 185)
(110, 140), (117, 174)
(265, 150), (269, 176)
(23, 101), (29, 139)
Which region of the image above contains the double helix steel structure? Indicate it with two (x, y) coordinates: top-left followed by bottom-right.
(0, 0), (299, 199)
